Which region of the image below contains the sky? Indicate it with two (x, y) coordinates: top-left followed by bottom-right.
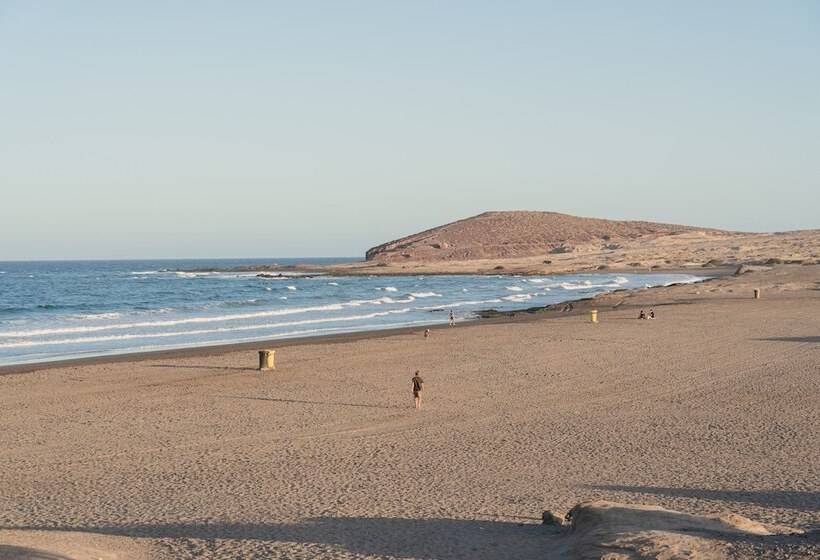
(1, 2), (818, 260)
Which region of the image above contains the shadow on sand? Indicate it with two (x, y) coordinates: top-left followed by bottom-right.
(754, 336), (820, 343)
(221, 396), (404, 410)
(1, 518), (555, 560)
(6, 513), (818, 559)
(0, 545), (72, 560)
(587, 485), (820, 512)
(148, 364), (257, 372)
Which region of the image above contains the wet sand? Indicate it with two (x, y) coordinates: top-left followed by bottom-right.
(0, 266), (818, 559)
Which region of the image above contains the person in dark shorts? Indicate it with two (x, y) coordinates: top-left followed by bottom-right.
(411, 370), (424, 409)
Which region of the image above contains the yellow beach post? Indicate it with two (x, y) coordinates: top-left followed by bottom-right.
(258, 350), (275, 371)
(590, 309), (598, 323)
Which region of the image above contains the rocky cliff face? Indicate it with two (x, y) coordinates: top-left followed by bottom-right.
(365, 211), (729, 262)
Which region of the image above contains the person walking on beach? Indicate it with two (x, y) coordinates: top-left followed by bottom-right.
(448, 310), (455, 326)
(411, 370), (424, 409)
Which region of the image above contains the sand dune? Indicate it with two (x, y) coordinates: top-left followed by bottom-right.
(555, 501), (805, 559)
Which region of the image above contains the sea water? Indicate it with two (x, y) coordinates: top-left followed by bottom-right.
(0, 259), (704, 366)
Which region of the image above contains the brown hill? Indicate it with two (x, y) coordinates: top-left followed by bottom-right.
(365, 211), (729, 262)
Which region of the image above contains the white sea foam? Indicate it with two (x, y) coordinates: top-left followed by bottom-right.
(368, 296), (415, 305)
(70, 312), (123, 321)
(287, 286), (297, 291)
(1, 270), (705, 363)
(416, 298), (503, 310)
(152, 308), (175, 314)
(502, 294), (533, 302)
(279, 297), (288, 300)
(560, 282), (622, 290)
(0, 303), (359, 338)
(0, 292), (449, 339)
(391, 296), (416, 304)
(0, 309), (415, 349)
(663, 276), (703, 286)
(31, 318), (437, 359)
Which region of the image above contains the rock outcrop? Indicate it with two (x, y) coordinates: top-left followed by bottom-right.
(551, 501), (805, 559)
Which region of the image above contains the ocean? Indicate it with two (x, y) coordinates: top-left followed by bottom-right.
(0, 259), (704, 366)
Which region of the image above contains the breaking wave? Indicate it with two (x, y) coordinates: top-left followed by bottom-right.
(0, 266), (706, 365)
(0, 309), (416, 349)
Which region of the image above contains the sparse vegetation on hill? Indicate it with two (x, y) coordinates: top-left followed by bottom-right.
(365, 211), (728, 262)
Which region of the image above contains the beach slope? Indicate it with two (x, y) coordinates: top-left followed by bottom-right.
(0, 266), (818, 558)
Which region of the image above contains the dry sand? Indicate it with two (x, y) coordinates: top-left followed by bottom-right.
(1, 266), (818, 559)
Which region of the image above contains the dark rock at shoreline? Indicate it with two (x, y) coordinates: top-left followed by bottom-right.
(256, 273), (315, 279)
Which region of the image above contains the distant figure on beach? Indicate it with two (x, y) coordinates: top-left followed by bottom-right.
(639, 309), (647, 320)
(424, 329), (430, 339)
(449, 310), (455, 326)
(649, 308), (655, 319)
(561, 302), (574, 312)
(411, 370), (424, 409)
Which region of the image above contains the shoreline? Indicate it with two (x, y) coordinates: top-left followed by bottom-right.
(185, 263), (736, 278)
(0, 269), (724, 376)
(1, 264), (817, 559)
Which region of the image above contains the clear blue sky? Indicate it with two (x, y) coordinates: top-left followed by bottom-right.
(1, 2), (818, 259)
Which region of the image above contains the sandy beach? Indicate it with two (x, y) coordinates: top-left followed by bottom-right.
(5, 1), (818, 556)
(1, 265), (818, 559)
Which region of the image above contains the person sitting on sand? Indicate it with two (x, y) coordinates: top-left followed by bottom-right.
(424, 328), (430, 339)
(649, 308), (655, 319)
(411, 370), (424, 409)
(449, 310), (455, 326)
(638, 309), (647, 320)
